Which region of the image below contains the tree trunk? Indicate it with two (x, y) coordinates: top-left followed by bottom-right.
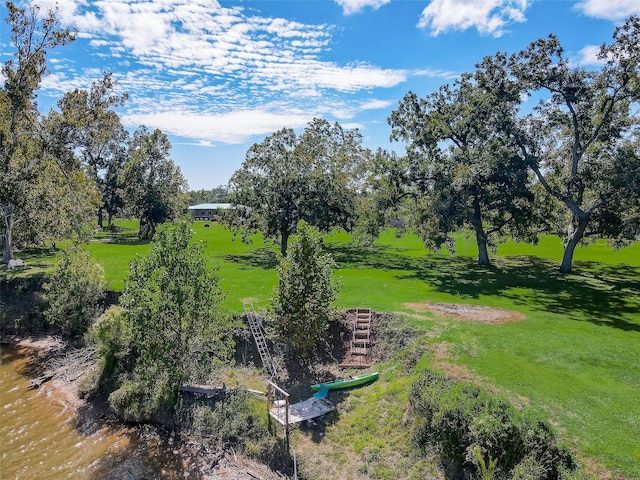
(475, 231), (491, 266)
(97, 207), (103, 227)
(139, 217), (148, 239)
(560, 213), (589, 274)
(280, 227), (289, 256)
(470, 197), (491, 266)
(2, 204), (14, 264)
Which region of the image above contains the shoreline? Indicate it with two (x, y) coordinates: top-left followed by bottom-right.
(1, 334), (85, 409)
(1, 334), (287, 479)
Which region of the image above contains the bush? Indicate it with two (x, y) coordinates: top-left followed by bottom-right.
(270, 221), (340, 359)
(410, 368), (578, 479)
(183, 391), (283, 465)
(373, 313), (426, 368)
(44, 245), (107, 336)
(108, 370), (177, 425)
(86, 306), (133, 394)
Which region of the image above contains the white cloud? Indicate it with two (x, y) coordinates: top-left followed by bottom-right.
(414, 68), (459, 79)
(43, 0), (405, 96)
(25, 0), (409, 144)
(122, 109), (313, 144)
(573, 45), (607, 66)
(360, 99), (394, 110)
(334, 0), (391, 15)
(574, 0), (640, 21)
(417, 0), (530, 37)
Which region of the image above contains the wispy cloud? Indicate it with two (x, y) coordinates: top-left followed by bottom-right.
(574, 0), (639, 21)
(414, 68), (459, 79)
(334, 0), (391, 15)
(30, 0), (407, 144)
(572, 45), (607, 67)
(360, 99), (394, 110)
(122, 109), (314, 145)
(417, 0), (530, 37)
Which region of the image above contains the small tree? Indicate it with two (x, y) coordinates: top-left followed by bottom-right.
(122, 126), (188, 240)
(112, 221), (234, 422)
(270, 221), (340, 360)
(44, 245), (107, 336)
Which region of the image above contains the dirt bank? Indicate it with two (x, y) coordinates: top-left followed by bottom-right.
(404, 302), (526, 323)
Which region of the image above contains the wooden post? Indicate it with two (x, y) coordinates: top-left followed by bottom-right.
(267, 380), (290, 446)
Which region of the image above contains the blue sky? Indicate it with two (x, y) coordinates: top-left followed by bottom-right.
(1, 0), (638, 190)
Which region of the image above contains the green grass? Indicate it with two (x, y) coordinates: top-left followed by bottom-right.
(3, 220), (639, 477)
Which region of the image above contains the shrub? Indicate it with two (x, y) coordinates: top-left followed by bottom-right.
(372, 313), (422, 362)
(86, 306), (133, 394)
(270, 221), (340, 359)
(108, 370), (177, 425)
(183, 391), (283, 464)
(410, 368), (577, 479)
(44, 245), (107, 336)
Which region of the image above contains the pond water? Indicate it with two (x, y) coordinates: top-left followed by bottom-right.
(0, 344), (192, 479)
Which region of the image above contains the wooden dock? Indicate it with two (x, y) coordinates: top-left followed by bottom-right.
(269, 397), (335, 426)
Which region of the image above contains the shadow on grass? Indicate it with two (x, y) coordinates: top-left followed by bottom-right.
(96, 237), (151, 246)
(325, 243), (640, 333)
(222, 247), (279, 270)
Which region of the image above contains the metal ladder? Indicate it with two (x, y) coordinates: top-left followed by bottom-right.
(243, 301), (280, 378)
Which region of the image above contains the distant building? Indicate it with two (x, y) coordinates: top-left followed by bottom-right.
(188, 203), (232, 221)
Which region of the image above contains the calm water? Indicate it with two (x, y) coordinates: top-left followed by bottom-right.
(0, 344), (191, 479)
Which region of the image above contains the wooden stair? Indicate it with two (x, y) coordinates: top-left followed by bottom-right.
(350, 308), (372, 359)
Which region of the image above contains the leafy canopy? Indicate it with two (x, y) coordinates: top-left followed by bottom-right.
(386, 70), (535, 266)
(227, 118), (369, 255)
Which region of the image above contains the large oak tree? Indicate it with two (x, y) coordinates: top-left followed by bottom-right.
(227, 118), (368, 255)
(501, 16), (640, 273)
(387, 72), (536, 266)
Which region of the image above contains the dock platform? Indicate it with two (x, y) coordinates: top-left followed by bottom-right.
(269, 397), (335, 425)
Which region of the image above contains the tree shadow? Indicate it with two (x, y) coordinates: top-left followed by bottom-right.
(222, 247), (279, 270)
(326, 242), (640, 333)
(99, 237), (151, 246)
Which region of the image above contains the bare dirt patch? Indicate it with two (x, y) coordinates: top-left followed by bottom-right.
(404, 303), (525, 324)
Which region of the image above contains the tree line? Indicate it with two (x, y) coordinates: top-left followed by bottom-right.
(1, 2), (189, 265)
(2, 3), (638, 274)
(226, 16), (639, 274)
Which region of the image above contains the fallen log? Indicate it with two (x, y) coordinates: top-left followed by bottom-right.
(179, 384), (227, 395)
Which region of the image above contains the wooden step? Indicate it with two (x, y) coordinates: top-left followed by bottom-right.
(350, 347), (370, 355)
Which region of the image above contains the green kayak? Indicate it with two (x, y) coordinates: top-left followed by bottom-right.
(311, 372), (379, 392)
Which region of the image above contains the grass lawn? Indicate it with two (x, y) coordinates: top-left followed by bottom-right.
(4, 220), (639, 477)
